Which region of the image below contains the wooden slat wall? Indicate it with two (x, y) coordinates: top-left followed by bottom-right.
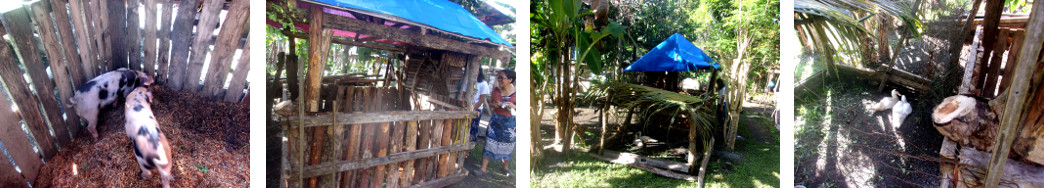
(0, 1), (249, 186)
(971, 28), (1041, 98)
(288, 86), (471, 188)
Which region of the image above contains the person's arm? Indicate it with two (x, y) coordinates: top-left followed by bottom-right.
(474, 95), (488, 110)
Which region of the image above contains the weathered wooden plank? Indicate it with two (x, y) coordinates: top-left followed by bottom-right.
(412, 120), (432, 184)
(976, 0), (1006, 91)
(202, 0), (249, 99)
(436, 119), (454, 178)
(0, 146), (28, 187)
(372, 122), (392, 187)
(30, 1), (81, 140)
(155, 0), (174, 83)
(424, 118), (445, 181)
(404, 172), (467, 188)
(986, 2), (1044, 186)
(961, 27), (985, 94)
(181, 0), (224, 92)
(142, 0), (157, 75)
(64, 0), (97, 78)
(48, 0), (87, 85)
(400, 120), (419, 187)
(91, 0), (110, 72)
(0, 38), (42, 183)
(3, 8), (63, 155)
(999, 30), (1026, 94)
(126, 0), (141, 69)
(983, 29), (1010, 97)
(166, 0), (200, 90)
(284, 111), (479, 127)
(318, 101), (344, 187)
(306, 125), (326, 187)
(303, 142), (474, 178)
(386, 121), (405, 187)
(224, 39), (251, 102)
(107, 0), (126, 68)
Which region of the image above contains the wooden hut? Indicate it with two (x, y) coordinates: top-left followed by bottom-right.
(267, 0), (513, 187)
(0, 0), (249, 186)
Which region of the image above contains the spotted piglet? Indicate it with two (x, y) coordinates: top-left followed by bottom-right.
(124, 87), (173, 187)
(68, 68), (154, 139)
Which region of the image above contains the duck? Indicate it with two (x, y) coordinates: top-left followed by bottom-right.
(870, 89), (901, 112)
(891, 94), (913, 127)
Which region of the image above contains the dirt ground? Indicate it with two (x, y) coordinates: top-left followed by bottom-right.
(795, 77), (945, 187)
(35, 86), (250, 187)
(447, 111), (516, 188)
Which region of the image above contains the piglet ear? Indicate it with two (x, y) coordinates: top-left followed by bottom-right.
(139, 71), (155, 86)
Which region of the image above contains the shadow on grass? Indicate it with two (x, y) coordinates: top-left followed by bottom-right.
(794, 70), (943, 187)
(532, 109), (780, 188)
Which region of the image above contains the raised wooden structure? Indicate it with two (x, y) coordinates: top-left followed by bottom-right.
(269, 1), (512, 187)
(0, 1), (249, 186)
(941, 2), (1044, 186)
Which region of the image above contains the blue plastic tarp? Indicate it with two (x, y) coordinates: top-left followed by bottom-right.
(624, 33), (718, 72)
(309, 0), (513, 47)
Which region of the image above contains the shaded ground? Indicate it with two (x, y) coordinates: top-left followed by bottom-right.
(794, 74), (945, 187)
(36, 86), (250, 187)
(532, 103), (780, 187)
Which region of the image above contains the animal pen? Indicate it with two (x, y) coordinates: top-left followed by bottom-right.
(0, 0), (250, 187)
(934, 3), (1044, 187)
(266, 0), (513, 187)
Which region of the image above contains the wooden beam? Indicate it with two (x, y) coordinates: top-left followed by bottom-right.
(282, 31), (406, 52)
(167, 0), (201, 90)
(182, 0), (224, 92)
(30, 1), (81, 140)
(202, 0), (249, 99)
(293, 7), (511, 60)
(301, 142), (473, 178)
(985, 0), (1044, 186)
(0, 146), (26, 187)
(304, 5), (334, 112)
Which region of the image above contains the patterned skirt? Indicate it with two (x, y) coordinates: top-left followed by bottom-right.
(483, 113), (516, 160)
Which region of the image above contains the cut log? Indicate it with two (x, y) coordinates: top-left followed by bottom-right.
(931, 94), (1044, 166)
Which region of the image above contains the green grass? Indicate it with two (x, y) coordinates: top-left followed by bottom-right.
(532, 116), (780, 188)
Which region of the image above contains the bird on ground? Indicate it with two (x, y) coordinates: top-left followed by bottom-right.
(870, 89), (901, 112)
(891, 94), (913, 127)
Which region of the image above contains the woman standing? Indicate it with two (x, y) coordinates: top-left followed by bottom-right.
(481, 69), (516, 176)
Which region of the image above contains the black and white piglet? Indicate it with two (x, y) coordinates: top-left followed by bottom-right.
(124, 87), (173, 187)
(68, 68), (153, 139)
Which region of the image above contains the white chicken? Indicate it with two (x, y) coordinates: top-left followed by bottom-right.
(891, 94), (913, 127)
(870, 89), (901, 112)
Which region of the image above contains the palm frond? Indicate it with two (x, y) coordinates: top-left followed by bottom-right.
(585, 81), (718, 146)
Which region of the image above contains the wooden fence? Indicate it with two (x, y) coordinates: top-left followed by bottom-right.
(282, 86), (476, 188)
(961, 26), (1043, 98)
(0, 0), (249, 186)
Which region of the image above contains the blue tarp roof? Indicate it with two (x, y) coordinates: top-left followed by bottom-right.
(310, 0), (513, 47)
(624, 33), (718, 72)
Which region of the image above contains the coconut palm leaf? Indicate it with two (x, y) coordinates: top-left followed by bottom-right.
(585, 81), (718, 146)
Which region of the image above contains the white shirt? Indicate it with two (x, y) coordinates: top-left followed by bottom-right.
(474, 80), (491, 110)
